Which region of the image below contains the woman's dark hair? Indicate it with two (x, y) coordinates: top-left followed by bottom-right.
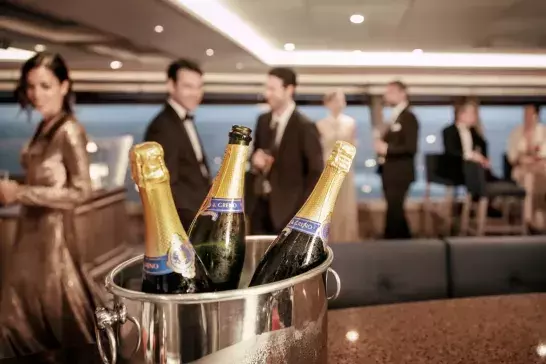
(15, 52), (74, 114)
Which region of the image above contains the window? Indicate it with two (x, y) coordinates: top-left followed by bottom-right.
(0, 103), (533, 202)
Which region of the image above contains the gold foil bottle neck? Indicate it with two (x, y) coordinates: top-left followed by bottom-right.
(130, 141), (195, 277)
(294, 140), (356, 229)
(130, 142), (170, 188)
(326, 141), (357, 173)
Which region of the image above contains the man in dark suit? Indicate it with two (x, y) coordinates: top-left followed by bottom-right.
(248, 67), (323, 234)
(144, 59), (211, 230)
(374, 81), (419, 239)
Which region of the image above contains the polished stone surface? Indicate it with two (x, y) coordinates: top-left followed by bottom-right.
(329, 293), (546, 364)
(2, 294), (546, 363)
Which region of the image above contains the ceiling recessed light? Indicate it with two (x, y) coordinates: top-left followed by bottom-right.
(412, 48), (424, 54)
(350, 14), (365, 24)
(154, 25), (164, 33)
(206, 48), (214, 56)
(284, 43), (295, 51)
(34, 44), (46, 52)
(110, 60), (123, 69)
(236, 62), (244, 70)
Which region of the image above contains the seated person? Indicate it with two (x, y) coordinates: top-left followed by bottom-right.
(507, 104), (546, 230)
(442, 97), (498, 182)
(442, 98), (501, 218)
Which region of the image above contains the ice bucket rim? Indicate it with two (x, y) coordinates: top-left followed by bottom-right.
(105, 235), (334, 304)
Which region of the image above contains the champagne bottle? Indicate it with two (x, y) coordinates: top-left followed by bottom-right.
(249, 140), (356, 286)
(130, 142), (212, 294)
(188, 125), (252, 291)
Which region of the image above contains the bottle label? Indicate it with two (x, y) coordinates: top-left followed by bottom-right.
(143, 255), (173, 275)
(287, 216), (330, 241)
(144, 233), (196, 278)
(320, 222), (330, 241)
(288, 216), (320, 235)
(203, 197), (244, 213)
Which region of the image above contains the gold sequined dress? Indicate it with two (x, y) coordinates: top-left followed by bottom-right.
(0, 113), (95, 357)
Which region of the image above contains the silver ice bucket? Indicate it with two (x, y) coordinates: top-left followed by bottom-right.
(94, 235), (341, 364)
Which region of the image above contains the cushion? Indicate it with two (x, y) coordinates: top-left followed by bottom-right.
(328, 240), (448, 309)
(446, 236), (546, 297)
(485, 181), (525, 198)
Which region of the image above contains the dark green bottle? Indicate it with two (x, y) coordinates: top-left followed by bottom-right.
(188, 125), (252, 291)
(249, 141), (356, 286)
(130, 142), (213, 294)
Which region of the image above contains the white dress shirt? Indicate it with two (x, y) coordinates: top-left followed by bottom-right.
(168, 98), (208, 178)
(271, 101), (296, 147)
(378, 101), (408, 160)
(259, 101), (295, 194)
(456, 123), (474, 160)
(389, 101), (409, 124)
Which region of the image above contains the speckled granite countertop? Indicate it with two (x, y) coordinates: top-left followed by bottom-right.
(2, 294), (546, 363)
(328, 293), (546, 364)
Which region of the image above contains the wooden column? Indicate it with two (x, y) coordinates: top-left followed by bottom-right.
(369, 94), (384, 129)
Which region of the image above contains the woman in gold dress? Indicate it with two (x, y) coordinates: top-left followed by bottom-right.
(0, 52), (95, 357)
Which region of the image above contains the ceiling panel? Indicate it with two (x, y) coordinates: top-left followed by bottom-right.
(502, 0), (546, 17)
(225, 0), (307, 11)
(305, 0), (411, 6)
(394, 0), (521, 51)
(417, 0), (516, 6)
(7, 0), (263, 72)
(14, 0), (234, 54)
(222, 0), (546, 52)
(2, 0), (546, 74)
(308, 3), (409, 31)
(223, 0), (411, 50)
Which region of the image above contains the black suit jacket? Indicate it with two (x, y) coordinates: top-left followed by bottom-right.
(380, 107), (419, 184)
(247, 108), (323, 231)
(143, 103), (211, 215)
(441, 123), (490, 184)
(442, 123), (488, 159)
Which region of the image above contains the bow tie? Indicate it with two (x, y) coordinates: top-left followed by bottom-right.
(183, 114), (194, 122)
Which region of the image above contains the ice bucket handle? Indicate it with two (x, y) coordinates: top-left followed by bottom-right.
(94, 303), (141, 364)
(326, 267), (341, 301)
